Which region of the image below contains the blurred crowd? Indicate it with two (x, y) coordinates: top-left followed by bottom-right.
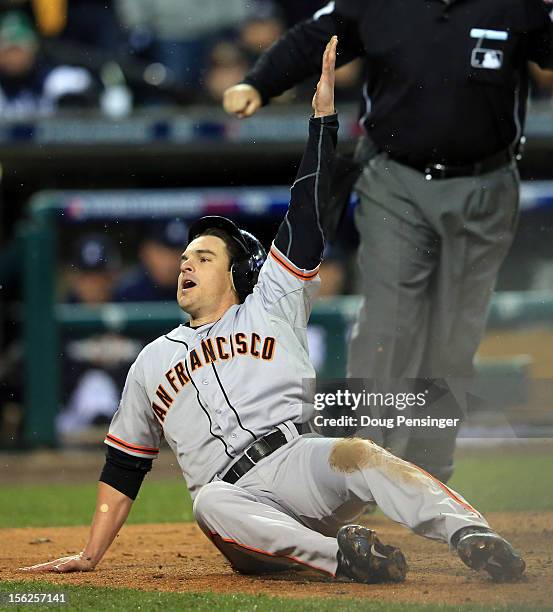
(0, 0), (366, 118)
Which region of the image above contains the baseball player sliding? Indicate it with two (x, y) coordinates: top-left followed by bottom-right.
(22, 37), (524, 584)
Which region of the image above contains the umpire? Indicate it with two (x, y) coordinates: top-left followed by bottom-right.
(224, 1), (553, 482)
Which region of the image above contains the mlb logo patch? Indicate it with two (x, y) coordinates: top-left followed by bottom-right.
(471, 48), (503, 70)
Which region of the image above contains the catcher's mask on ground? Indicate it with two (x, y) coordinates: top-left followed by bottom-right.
(187, 216), (266, 303)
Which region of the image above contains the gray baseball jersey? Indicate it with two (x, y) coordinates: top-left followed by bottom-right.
(105, 251), (320, 498)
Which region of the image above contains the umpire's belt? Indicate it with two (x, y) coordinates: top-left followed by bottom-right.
(221, 423), (302, 485)
(391, 147), (514, 180)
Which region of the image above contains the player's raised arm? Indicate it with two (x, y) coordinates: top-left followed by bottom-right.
(312, 36), (338, 119)
(270, 36), (338, 275)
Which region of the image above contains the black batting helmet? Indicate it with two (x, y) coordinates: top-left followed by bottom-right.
(187, 216), (266, 302)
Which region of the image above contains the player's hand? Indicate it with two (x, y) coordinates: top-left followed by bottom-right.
(313, 36), (337, 118)
(223, 84), (262, 118)
(19, 553), (96, 573)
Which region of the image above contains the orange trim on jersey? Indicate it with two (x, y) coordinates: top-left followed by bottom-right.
(105, 434), (159, 456)
(210, 531), (335, 577)
(408, 462), (479, 515)
(269, 246), (319, 281)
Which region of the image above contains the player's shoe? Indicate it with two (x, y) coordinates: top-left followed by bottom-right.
(335, 524), (408, 584)
(454, 527), (526, 582)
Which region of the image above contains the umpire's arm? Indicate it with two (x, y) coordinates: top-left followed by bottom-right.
(223, 3), (361, 117)
(245, 7), (359, 104)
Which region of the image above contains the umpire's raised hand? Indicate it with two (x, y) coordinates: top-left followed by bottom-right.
(312, 36), (337, 118)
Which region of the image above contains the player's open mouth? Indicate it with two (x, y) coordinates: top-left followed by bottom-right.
(182, 279), (197, 291)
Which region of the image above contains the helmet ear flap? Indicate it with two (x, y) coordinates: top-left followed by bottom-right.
(231, 258), (253, 303)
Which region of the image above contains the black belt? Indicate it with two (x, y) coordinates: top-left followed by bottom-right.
(221, 423), (302, 485)
(390, 148), (514, 180)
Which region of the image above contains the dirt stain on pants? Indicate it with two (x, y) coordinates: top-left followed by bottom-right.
(329, 438), (428, 485)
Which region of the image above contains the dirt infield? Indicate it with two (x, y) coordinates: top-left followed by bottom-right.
(1, 512), (552, 607)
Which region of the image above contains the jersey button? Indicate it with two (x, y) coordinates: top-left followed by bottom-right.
(202, 379), (209, 385)
(215, 409), (222, 414)
(231, 433), (237, 438)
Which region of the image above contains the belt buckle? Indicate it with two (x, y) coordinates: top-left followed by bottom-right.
(244, 438), (271, 465)
(425, 163), (446, 181)
(243, 445), (260, 466)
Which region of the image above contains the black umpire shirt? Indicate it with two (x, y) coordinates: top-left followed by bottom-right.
(244, 0), (553, 166)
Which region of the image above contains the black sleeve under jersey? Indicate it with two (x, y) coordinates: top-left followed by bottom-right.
(273, 114), (338, 271)
(99, 445), (153, 501)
